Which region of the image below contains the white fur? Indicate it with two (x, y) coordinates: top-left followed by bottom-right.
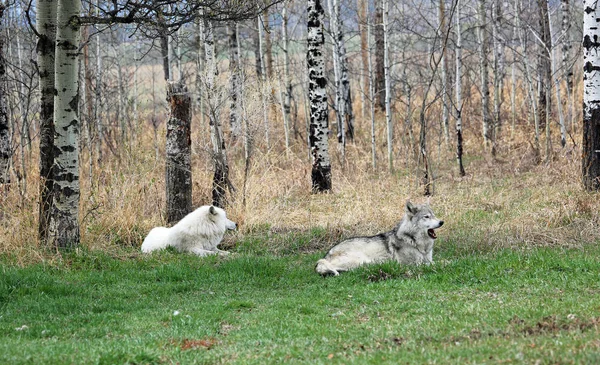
(141, 205), (237, 256)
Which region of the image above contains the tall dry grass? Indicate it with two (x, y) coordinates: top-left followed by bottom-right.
(1, 64), (598, 266)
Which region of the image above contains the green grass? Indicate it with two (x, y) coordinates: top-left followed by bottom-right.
(2, 241), (600, 364)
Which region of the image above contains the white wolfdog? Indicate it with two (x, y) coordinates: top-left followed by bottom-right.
(141, 205), (237, 256)
(315, 201), (444, 276)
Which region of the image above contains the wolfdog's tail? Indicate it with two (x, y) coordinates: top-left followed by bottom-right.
(315, 259), (339, 276)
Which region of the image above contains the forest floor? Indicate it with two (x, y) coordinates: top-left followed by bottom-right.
(1, 243), (600, 364)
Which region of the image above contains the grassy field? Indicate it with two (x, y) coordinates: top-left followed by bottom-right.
(2, 238), (600, 364)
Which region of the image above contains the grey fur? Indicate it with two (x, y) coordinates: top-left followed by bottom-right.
(315, 201), (444, 276)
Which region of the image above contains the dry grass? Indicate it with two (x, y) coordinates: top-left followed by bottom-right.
(1, 69), (599, 266)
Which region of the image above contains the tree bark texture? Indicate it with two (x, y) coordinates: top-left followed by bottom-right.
(537, 0), (552, 132)
(582, 0), (600, 191)
(205, 18), (230, 208)
(374, 1), (385, 113)
(36, 0), (58, 241)
(478, 0), (492, 148)
(228, 23), (241, 139)
(166, 81), (192, 224)
(455, 0), (466, 176)
(307, 0), (332, 192)
(0, 4), (11, 185)
(48, 0), (82, 249)
(383, 0), (393, 172)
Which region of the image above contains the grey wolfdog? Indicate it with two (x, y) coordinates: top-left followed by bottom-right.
(315, 201), (444, 276)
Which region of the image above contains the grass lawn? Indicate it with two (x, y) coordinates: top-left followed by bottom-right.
(2, 240), (600, 364)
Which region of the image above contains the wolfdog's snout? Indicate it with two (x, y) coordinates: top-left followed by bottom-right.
(438, 220), (444, 227)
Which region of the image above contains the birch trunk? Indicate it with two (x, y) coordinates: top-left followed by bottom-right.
(36, 0), (57, 240)
(374, 2), (385, 113)
(537, 0), (552, 160)
(205, 18), (230, 207)
(263, 9), (273, 79)
(165, 81), (192, 224)
(383, 0), (393, 172)
(0, 3), (10, 185)
(94, 0), (103, 164)
(478, 0), (492, 149)
(455, 0), (466, 176)
(357, 0), (369, 120)
(327, 0), (345, 153)
(48, 0), (82, 248)
(307, 0), (332, 192)
(257, 14), (270, 147)
(368, 22), (376, 169)
(439, 0), (449, 145)
(491, 0), (504, 155)
(228, 22), (241, 139)
(561, 0), (573, 130)
(582, 0), (600, 191)
(549, 14), (567, 148)
(281, 5), (292, 149)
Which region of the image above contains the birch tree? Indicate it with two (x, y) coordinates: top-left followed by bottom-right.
(281, 4), (292, 148)
(374, 1), (385, 112)
(307, 0), (331, 192)
(204, 17), (231, 207)
(36, 0), (57, 240)
(438, 0), (449, 144)
(48, 0), (82, 248)
(455, 0), (466, 176)
(165, 81), (192, 224)
(582, 0), (600, 191)
(537, 0), (552, 160)
(0, 2), (9, 186)
(383, 0), (393, 172)
(228, 22), (241, 139)
(478, 0), (492, 149)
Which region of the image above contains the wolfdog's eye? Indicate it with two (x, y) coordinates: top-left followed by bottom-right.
(424, 215), (430, 219)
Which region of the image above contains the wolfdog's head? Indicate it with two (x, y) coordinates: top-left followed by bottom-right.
(208, 205), (237, 231)
(404, 201), (444, 239)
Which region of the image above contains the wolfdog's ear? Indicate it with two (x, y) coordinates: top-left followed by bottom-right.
(209, 206), (217, 215)
(405, 201), (417, 216)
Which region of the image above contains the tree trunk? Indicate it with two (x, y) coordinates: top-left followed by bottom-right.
(257, 13), (270, 148)
(537, 0), (553, 160)
(383, 0), (393, 172)
(263, 9), (273, 79)
(307, 0), (332, 192)
(204, 18), (231, 207)
(439, 0), (449, 145)
(374, 1), (385, 113)
(561, 0), (573, 130)
(228, 22), (241, 139)
(478, 0), (492, 149)
(368, 22), (376, 169)
(491, 0), (504, 155)
(282, 5), (292, 148)
(582, 0), (600, 191)
(165, 81), (192, 224)
(0, 4), (10, 185)
(455, 0), (466, 176)
(327, 0), (345, 154)
(357, 0), (369, 120)
(253, 18), (262, 78)
(36, 0), (57, 241)
(48, 0), (82, 249)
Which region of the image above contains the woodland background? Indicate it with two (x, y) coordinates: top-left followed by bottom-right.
(0, 0), (599, 263)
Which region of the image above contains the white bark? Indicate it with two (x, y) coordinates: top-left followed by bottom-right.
(281, 5), (291, 150)
(478, 0), (491, 148)
(368, 22), (376, 169)
(327, 0), (345, 157)
(307, 0), (331, 192)
(383, 0), (393, 172)
(48, 0), (82, 248)
(548, 14), (567, 147)
(0, 4), (10, 184)
(582, 0), (600, 190)
(257, 13), (270, 148)
(455, 0), (465, 176)
(438, 0), (449, 145)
